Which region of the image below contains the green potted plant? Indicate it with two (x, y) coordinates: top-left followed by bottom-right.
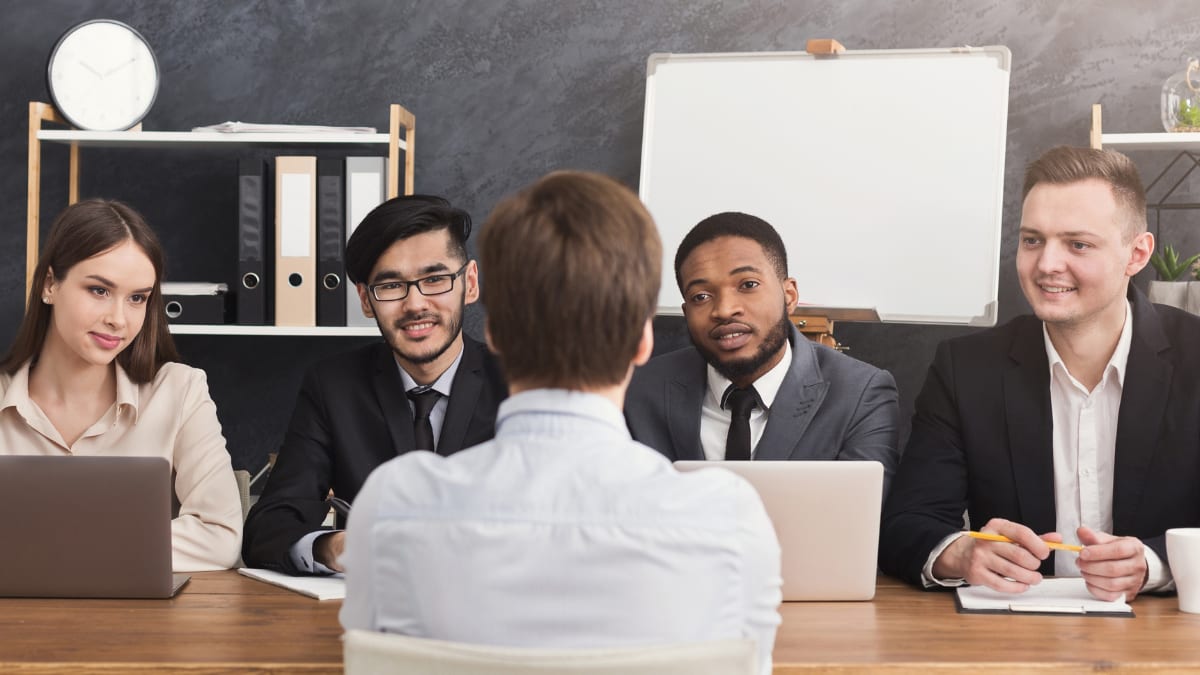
(1148, 243), (1200, 313)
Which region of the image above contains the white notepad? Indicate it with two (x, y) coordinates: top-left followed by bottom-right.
(238, 567), (345, 601)
(956, 578), (1132, 616)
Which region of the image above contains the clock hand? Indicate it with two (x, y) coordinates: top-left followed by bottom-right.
(77, 59), (104, 78)
(102, 56), (139, 78)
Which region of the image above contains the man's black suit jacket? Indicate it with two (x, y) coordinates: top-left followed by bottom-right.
(242, 336), (507, 573)
(880, 287), (1200, 587)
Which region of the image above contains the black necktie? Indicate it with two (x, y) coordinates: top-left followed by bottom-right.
(407, 387), (441, 452)
(723, 385), (759, 461)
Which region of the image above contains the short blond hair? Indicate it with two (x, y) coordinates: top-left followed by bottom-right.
(1023, 146), (1147, 241)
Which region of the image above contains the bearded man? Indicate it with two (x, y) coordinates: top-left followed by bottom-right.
(625, 211), (900, 495)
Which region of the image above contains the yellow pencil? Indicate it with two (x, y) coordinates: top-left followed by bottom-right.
(967, 530), (1084, 552)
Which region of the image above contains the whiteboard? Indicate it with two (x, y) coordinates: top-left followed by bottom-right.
(638, 47), (1010, 326)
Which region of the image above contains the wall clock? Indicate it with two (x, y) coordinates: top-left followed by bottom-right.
(46, 19), (159, 131)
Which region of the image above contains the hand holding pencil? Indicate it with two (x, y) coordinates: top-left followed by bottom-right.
(931, 517), (1063, 594)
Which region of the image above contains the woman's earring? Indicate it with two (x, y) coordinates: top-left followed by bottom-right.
(42, 295), (51, 304)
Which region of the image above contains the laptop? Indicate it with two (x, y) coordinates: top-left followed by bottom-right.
(674, 460), (883, 601)
(0, 455), (189, 598)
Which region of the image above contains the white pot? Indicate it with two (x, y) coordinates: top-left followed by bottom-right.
(1189, 281), (1200, 315)
(1148, 280), (1189, 309)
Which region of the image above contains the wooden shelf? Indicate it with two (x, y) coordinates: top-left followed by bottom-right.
(37, 129), (400, 149)
(168, 325), (380, 337)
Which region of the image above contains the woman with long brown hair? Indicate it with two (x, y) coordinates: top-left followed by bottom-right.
(0, 199), (241, 571)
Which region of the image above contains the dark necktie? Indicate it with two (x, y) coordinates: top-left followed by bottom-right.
(407, 387), (441, 452)
(723, 385), (759, 461)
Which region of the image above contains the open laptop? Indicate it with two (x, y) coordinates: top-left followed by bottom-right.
(0, 455), (189, 598)
(675, 460), (882, 601)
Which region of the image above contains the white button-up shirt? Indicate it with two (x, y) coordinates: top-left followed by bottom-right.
(340, 389), (782, 675)
(700, 342), (791, 460)
(1044, 305), (1129, 573)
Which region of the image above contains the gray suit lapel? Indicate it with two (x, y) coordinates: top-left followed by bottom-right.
(667, 358), (706, 461)
(756, 327), (829, 461)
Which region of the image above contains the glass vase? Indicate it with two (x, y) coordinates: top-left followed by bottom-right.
(1162, 58), (1200, 132)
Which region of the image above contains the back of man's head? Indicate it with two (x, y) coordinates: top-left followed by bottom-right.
(480, 171), (661, 390)
(344, 194), (472, 284)
(1023, 146), (1147, 242)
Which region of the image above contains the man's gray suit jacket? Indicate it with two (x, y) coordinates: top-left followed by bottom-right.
(624, 324), (901, 495)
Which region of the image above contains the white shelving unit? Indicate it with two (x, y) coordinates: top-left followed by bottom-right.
(1091, 103), (1200, 151)
(169, 324), (380, 337)
(37, 130), (395, 148)
(26, 101), (414, 337)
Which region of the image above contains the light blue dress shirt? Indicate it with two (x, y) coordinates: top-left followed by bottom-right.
(340, 388), (782, 674)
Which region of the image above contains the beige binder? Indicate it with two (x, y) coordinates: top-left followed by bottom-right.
(274, 156), (317, 326)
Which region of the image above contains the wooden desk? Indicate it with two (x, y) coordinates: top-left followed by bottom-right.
(2, 572), (1199, 673)
(0, 571), (343, 673)
(772, 576), (1200, 673)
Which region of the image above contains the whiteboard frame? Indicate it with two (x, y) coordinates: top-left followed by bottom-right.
(638, 46), (1011, 326)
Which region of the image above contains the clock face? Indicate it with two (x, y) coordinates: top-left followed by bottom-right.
(46, 20), (159, 131)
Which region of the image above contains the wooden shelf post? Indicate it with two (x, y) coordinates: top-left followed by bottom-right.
(27, 101), (75, 303)
(389, 103), (415, 198)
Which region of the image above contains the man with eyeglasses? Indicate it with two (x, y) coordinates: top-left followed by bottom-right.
(243, 195), (507, 575)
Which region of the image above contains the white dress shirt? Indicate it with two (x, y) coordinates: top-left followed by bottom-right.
(924, 301), (1169, 590)
(700, 342), (791, 460)
(340, 389), (782, 675)
(289, 347), (464, 574)
(395, 347), (463, 451)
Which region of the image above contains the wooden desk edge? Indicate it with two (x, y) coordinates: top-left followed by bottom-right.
(772, 662), (1200, 673)
(0, 664), (340, 674)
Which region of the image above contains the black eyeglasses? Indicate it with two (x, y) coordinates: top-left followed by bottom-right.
(368, 263), (468, 302)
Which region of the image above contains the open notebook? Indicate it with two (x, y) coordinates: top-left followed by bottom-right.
(956, 578), (1133, 616)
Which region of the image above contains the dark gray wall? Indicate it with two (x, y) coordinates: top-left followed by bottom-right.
(4, 1), (1199, 474)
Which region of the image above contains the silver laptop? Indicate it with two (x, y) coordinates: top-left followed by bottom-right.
(675, 460), (882, 601)
(0, 455), (189, 598)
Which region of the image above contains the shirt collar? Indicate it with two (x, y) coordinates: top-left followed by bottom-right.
(495, 388), (631, 440)
(1, 359), (140, 423)
(705, 339), (792, 410)
(0, 360), (33, 413)
(397, 345), (464, 396)
(1042, 299), (1133, 389)
(113, 361), (140, 422)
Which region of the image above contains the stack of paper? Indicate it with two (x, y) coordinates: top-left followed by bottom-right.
(238, 567), (345, 601)
(192, 121), (376, 134)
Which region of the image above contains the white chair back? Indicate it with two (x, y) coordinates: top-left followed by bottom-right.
(342, 630), (757, 675)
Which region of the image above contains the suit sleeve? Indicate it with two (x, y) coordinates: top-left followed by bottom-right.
(170, 368), (243, 571)
(879, 341), (971, 587)
(837, 368), (901, 498)
(242, 366), (339, 573)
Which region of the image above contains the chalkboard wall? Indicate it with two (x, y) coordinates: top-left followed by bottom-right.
(3, 1), (1198, 477)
